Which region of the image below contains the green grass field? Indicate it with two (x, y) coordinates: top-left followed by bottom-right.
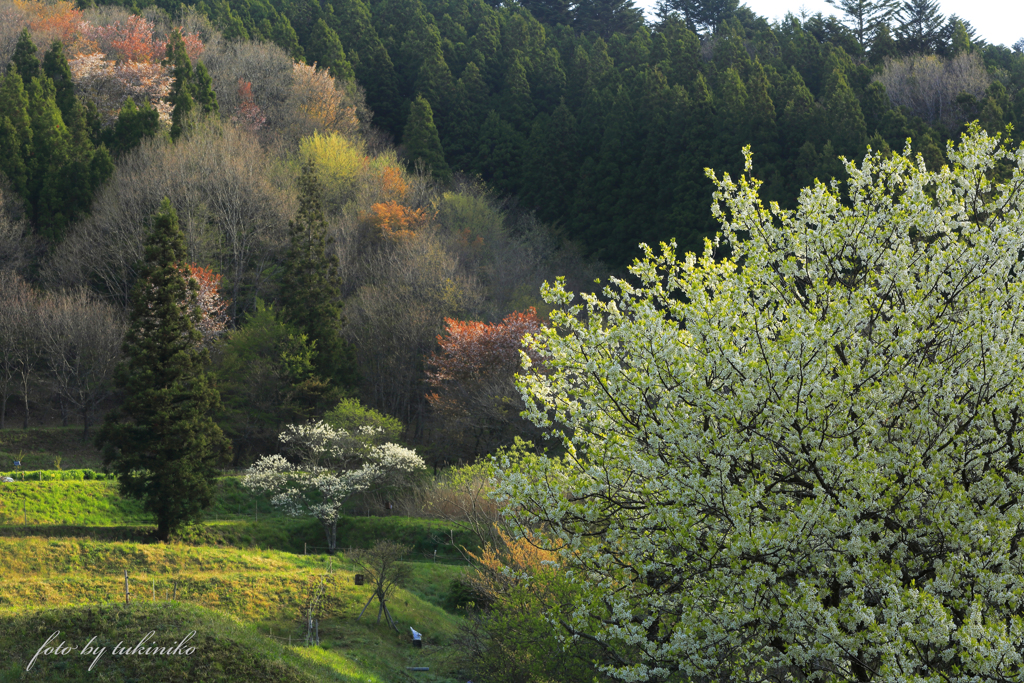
(0, 438), (477, 682)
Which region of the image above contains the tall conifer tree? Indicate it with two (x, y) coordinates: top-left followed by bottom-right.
(11, 29), (40, 84)
(281, 159), (358, 390)
(403, 95), (450, 180)
(97, 198), (230, 541)
(165, 30), (195, 140)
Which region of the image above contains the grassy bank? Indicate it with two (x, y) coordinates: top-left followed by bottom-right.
(0, 473), (478, 682)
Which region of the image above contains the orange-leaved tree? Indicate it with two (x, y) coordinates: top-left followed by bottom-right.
(425, 308), (542, 461)
(178, 264), (230, 339)
(361, 200), (429, 241)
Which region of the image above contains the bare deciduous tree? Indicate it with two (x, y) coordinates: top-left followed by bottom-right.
(37, 288), (124, 435)
(351, 540), (412, 631)
(46, 119), (294, 318)
(0, 272), (40, 429)
(875, 52), (990, 130)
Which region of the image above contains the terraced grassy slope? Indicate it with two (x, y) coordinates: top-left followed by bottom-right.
(0, 473), (476, 682)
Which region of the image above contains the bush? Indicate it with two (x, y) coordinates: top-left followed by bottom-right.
(0, 468), (110, 481)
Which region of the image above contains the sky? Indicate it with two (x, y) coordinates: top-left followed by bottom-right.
(634, 0), (1024, 49)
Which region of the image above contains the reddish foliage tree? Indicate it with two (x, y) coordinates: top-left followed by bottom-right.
(427, 309), (541, 383)
(178, 264), (231, 339)
(22, 0), (86, 50)
(425, 309), (543, 460)
(232, 79), (266, 131)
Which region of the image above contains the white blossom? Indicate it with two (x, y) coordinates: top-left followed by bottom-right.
(496, 126), (1024, 681)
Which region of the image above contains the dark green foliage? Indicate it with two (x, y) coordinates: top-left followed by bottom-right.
(96, 198), (231, 541)
(307, 18), (355, 81)
(896, 0), (945, 54)
(165, 29), (195, 140)
(11, 29), (41, 85)
(0, 71), (33, 199)
(280, 159), (358, 391)
(521, 102), (579, 223)
(869, 23), (898, 63)
(213, 299), (336, 462)
(403, 95), (450, 180)
(46, 0), (1024, 269)
(824, 0), (899, 49)
(572, 0), (645, 39)
(103, 98), (160, 157)
(42, 41), (76, 122)
(192, 61), (220, 115)
(271, 12), (305, 60)
(820, 65), (867, 158)
(0, 47), (111, 242)
(656, 0), (738, 33)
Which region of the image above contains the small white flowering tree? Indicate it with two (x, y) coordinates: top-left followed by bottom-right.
(243, 421), (425, 553)
(496, 126), (1024, 682)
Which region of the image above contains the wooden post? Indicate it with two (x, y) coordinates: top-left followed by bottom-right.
(124, 570), (130, 604)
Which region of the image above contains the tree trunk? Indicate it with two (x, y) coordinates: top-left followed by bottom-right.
(82, 406), (91, 437)
(156, 518), (170, 542)
(22, 389), (28, 429)
(1, 393), (6, 429)
(323, 518), (337, 554)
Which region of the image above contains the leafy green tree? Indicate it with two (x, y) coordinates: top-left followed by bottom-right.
(499, 127), (1024, 681)
(27, 75), (72, 240)
(330, 0), (403, 131)
(11, 29), (40, 85)
(403, 95), (450, 180)
(97, 198), (231, 541)
(281, 159), (358, 390)
(869, 22), (898, 63)
(572, 0), (645, 39)
(522, 0), (572, 26)
(950, 18), (970, 56)
(214, 299), (335, 462)
(472, 112), (524, 195)
(415, 43), (454, 131)
(324, 397), (404, 444)
(522, 102), (579, 223)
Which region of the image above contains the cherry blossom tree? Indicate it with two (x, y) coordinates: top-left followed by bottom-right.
(243, 421), (425, 553)
(497, 126), (1024, 682)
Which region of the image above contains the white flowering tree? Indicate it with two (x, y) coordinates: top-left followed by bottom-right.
(243, 421), (424, 553)
(496, 126), (1024, 682)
